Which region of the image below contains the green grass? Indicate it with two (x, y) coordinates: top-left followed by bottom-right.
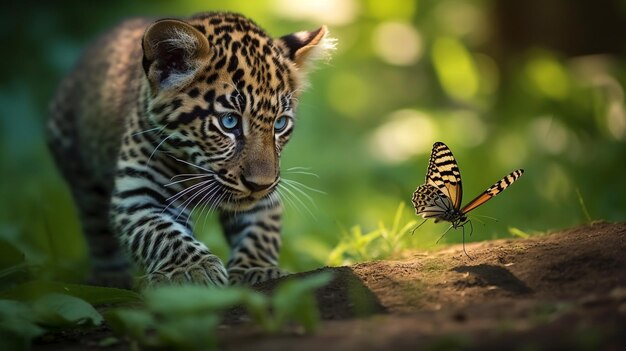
(327, 202), (418, 266)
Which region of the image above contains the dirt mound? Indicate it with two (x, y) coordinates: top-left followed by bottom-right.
(220, 221), (626, 350)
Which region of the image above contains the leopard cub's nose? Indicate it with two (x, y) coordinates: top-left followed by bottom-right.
(241, 175), (275, 192)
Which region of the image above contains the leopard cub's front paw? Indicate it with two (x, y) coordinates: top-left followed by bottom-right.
(228, 266), (288, 286)
(142, 253), (228, 288)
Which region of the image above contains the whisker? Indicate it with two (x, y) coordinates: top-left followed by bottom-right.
(161, 180), (215, 215)
(284, 166), (311, 171)
(204, 186), (225, 217)
(282, 178), (326, 195)
(165, 174), (214, 187)
(191, 185), (225, 227)
(278, 183), (316, 219)
(166, 179), (214, 202)
(210, 191), (228, 215)
(275, 187), (302, 216)
(131, 125), (166, 137)
(148, 133), (174, 165)
(170, 173), (213, 180)
(268, 190), (282, 208)
(283, 166), (320, 178)
(198, 194), (216, 231)
(169, 155), (213, 173)
(176, 183), (217, 223)
(196, 188), (220, 232)
(282, 170), (320, 178)
(189, 184), (222, 227)
(281, 180), (319, 210)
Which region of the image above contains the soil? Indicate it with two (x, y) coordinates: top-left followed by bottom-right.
(34, 221), (626, 351)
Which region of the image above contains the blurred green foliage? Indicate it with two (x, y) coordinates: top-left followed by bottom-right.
(1, 0), (625, 281)
(108, 272), (333, 350)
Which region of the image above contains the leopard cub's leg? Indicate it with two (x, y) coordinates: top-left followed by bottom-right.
(220, 197), (288, 285)
(111, 165), (229, 288)
(74, 183), (132, 288)
(46, 118), (132, 288)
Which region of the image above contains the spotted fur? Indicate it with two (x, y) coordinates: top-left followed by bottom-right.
(47, 12), (334, 287)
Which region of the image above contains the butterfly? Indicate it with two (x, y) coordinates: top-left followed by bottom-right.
(412, 141), (524, 257)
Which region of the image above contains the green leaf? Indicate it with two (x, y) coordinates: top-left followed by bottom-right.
(0, 299), (45, 339)
(0, 239), (25, 270)
(156, 314), (220, 351)
(271, 272), (333, 332)
(32, 293), (103, 328)
(97, 336), (120, 347)
(240, 291), (272, 331)
(144, 285), (249, 315)
(0, 280), (142, 305)
(106, 309), (155, 342)
(0, 238), (31, 286)
(290, 294), (319, 332)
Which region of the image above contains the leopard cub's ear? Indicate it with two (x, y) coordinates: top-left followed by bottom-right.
(277, 25), (336, 73)
(142, 19), (210, 93)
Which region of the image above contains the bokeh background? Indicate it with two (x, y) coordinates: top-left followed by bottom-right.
(2, 0), (625, 281)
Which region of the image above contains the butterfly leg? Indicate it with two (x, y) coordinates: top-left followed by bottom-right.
(436, 224), (454, 244)
(460, 223), (474, 260)
(411, 218), (428, 235)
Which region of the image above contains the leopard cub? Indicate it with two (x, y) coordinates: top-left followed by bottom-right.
(47, 12), (334, 287)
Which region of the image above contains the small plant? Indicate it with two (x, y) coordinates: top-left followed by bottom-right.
(107, 272), (333, 350)
(378, 202), (418, 256)
(508, 227), (530, 239)
(575, 187), (593, 223)
(327, 203), (417, 266)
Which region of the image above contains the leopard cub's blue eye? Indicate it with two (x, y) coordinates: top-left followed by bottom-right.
(219, 113), (239, 130)
(274, 116), (288, 131)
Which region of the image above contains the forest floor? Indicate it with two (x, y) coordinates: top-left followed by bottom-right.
(36, 221), (626, 351)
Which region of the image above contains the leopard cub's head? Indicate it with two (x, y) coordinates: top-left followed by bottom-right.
(140, 12), (334, 210)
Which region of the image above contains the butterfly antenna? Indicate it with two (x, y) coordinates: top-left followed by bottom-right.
(469, 215), (487, 226)
(436, 224), (454, 244)
(472, 214), (499, 222)
(411, 218), (428, 235)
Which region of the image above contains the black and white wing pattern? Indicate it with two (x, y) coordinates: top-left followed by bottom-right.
(425, 142), (463, 210)
(411, 184), (455, 221)
(460, 169), (524, 215)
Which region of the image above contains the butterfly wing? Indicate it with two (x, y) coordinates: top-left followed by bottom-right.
(412, 184), (456, 221)
(460, 169), (525, 214)
(425, 142), (463, 210)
